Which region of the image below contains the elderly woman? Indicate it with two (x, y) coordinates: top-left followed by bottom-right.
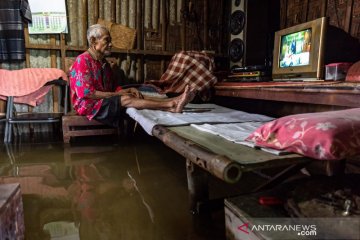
(70, 24), (194, 127)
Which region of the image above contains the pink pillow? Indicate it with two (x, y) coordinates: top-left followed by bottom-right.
(246, 108), (360, 160)
(345, 60), (360, 81)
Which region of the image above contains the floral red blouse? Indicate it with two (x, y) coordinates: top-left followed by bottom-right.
(69, 52), (113, 120)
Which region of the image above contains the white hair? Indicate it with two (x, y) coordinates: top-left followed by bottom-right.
(87, 24), (109, 45)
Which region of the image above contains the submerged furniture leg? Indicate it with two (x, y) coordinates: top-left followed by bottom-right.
(186, 159), (209, 214)
(4, 97), (13, 143)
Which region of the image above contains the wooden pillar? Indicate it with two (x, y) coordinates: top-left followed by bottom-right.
(304, 0), (309, 21)
(68, 0), (79, 46)
(116, 0), (121, 23)
(50, 36), (59, 112)
(60, 34), (66, 71)
(137, 0), (144, 82)
(111, 0), (116, 22)
(82, 0), (88, 47)
(161, 0), (167, 51)
(125, 0), (129, 25)
(156, 0), (161, 31)
(160, 0), (168, 75)
(344, 0), (354, 33)
(181, 0), (186, 50)
(24, 26), (30, 68)
(94, 0), (99, 22)
(280, 0), (288, 29)
(321, 0), (327, 17)
(203, 0), (208, 50)
(148, 0), (153, 28)
(218, 0), (223, 53)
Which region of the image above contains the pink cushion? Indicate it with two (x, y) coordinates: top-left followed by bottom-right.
(246, 108), (360, 160)
(345, 60), (360, 81)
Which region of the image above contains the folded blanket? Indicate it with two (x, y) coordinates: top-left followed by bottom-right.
(0, 68), (68, 106)
(146, 51), (217, 101)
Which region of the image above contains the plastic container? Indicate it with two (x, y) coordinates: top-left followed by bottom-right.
(325, 62), (353, 81)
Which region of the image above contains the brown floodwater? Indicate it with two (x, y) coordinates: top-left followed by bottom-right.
(0, 133), (228, 240)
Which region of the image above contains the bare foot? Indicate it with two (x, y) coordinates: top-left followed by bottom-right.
(171, 85), (196, 113)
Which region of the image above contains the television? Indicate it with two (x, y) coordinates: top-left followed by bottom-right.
(272, 17), (327, 81)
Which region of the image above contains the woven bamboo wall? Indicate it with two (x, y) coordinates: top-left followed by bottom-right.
(0, 0), (230, 134)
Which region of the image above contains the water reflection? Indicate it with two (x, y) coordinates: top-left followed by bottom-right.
(0, 136), (225, 240)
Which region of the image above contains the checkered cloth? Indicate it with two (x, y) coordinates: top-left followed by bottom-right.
(0, 0), (32, 62)
(147, 51), (217, 101)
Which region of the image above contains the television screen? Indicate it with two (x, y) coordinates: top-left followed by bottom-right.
(279, 28), (312, 68)
(272, 17), (327, 81)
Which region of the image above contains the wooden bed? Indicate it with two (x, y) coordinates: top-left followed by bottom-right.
(127, 103), (349, 213)
(149, 125), (313, 213)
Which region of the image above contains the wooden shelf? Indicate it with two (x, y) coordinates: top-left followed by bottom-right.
(215, 82), (360, 108)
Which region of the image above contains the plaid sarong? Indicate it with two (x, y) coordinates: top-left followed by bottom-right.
(147, 51), (217, 101)
(0, 0), (32, 62)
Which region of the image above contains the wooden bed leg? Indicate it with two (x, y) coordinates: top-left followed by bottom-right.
(186, 159), (209, 214)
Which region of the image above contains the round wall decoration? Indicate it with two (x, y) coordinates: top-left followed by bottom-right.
(230, 10), (245, 35)
(229, 38), (244, 62)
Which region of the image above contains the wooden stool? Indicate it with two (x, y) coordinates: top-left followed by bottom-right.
(62, 112), (119, 143)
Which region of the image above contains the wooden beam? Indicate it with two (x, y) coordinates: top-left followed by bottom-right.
(203, 0), (208, 50)
(111, 0), (116, 22)
(321, 0), (327, 17)
(24, 25), (31, 68)
(116, 0), (121, 23)
(344, 0), (354, 33)
(60, 34), (66, 71)
(215, 85), (360, 108)
(82, 0), (88, 46)
(181, 0), (186, 49)
(50, 35), (59, 112)
(125, 0), (129, 25)
(161, 0), (167, 51)
(280, 0), (288, 29)
(156, 0), (161, 31)
(137, 0), (144, 81)
(304, 0), (309, 21)
(94, 0), (99, 21)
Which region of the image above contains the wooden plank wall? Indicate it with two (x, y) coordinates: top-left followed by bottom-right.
(280, 0), (360, 41)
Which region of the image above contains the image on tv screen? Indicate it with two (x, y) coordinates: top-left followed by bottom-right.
(279, 28), (312, 68)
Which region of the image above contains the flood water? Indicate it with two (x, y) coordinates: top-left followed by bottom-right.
(0, 133), (228, 240)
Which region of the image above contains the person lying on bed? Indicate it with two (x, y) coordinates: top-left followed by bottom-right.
(69, 24), (194, 127)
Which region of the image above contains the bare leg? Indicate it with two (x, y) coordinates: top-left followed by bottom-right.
(120, 85), (195, 113)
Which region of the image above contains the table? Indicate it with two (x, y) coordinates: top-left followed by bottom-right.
(215, 81), (360, 108)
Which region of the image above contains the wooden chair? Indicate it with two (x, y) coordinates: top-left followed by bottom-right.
(62, 58), (119, 143)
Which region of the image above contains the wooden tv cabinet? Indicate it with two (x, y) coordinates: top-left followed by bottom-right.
(214, 81), (360, 117)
